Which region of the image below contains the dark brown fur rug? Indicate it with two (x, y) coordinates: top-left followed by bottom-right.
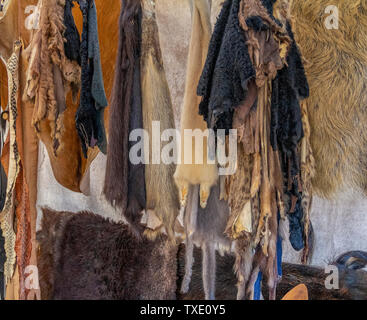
(37, 208), (177, 300)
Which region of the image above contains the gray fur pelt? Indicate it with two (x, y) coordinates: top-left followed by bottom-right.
(181, 183), (231, 300)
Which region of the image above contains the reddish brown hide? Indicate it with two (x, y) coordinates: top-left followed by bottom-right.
(41, 0), (120, 192)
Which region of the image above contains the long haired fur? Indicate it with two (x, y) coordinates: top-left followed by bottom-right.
(37, 208), (177, 300)
(291, 0), (367, 197)
(174, 0), (218, 209)
(140, 0), (179, 241)
(103, 0), (144, 235)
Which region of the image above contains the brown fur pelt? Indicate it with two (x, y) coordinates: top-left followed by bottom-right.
(180, 183), (231, 300)
(291, 0), (367, 197)
(140, 0), (179, 241)
(37, 208), (177, 300)
(103, 0), (145, 236)
(23, 0), (81, 156)
(174, 0), (218, 210)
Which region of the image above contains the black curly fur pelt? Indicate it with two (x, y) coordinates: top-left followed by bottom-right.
(37, 208), (177, 300)
(64, 0), (81, 64)
(197, 0), (255, 131)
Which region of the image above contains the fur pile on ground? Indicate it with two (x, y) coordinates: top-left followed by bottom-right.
(37, 208), (177, 300)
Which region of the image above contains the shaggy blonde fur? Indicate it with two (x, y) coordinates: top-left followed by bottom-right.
(141, 0), (179, 241)
(174, 0), (218, 209)
(291, 0), (367, 198)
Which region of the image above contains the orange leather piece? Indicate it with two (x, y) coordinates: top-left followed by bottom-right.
(1, 133), (9, 176)
(282, 284), (309, 300)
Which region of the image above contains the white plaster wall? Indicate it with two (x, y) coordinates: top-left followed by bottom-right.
(36, 143), (121, 231)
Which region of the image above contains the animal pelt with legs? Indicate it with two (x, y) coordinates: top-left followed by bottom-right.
(291, 0), (367, 198)
(180, 183), (231, 300)
(173, 0), (218, 209)
(140, 0), (179, 241)
(37, 208), (177, 300)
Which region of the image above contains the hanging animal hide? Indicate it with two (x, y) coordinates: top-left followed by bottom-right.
(140, 0), (179, 241)
(198, 0), (310, 299)
(103, 0), (146, 236)
(291, 0), (367, 198)
(0, 0), (18, 62)
(174, 0), (218, 209)
(22, 0), (85, 193)
(23, 0), (81, 156)
(21, 0), (119, 194)
(37, 208), (177, 300)
(75, 0), (108, 157)
(181, 183), (231, 300)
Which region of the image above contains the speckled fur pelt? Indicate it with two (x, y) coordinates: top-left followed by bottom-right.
(37, 208), (177, 300)
(291, 0), (367, 198)
(140, 0), (179, 241)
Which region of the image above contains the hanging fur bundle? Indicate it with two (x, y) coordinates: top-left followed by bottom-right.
(37, 208), (177, 300)
(198, 0), (310, 299)
(291, 0), (367, 198)
(23, 0), (81, 156)
(140, 0), (179, 241)
(174, 0), (218, 209)
(103, 0), (145, 237)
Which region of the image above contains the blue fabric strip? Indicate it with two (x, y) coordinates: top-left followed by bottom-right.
(253, 212), (283, 300)
(253, 271), (263, 300)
